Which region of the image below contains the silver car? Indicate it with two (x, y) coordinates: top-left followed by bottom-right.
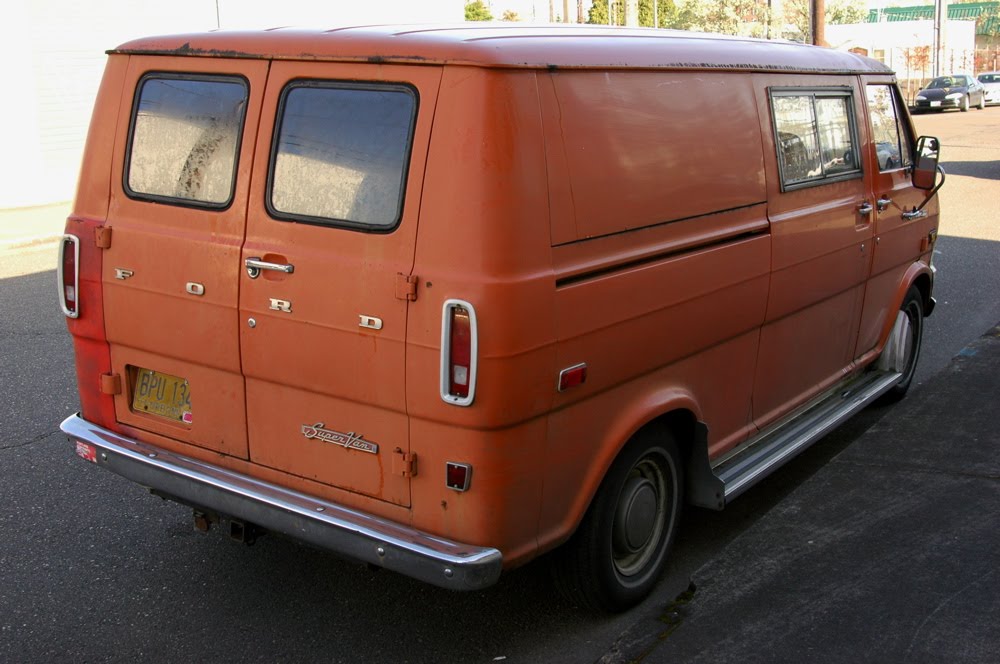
(978, 72), (1000, 106)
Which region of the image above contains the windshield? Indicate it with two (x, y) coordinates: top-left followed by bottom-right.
(927, 76), (961, 88)
(980, 74), (1000, 83)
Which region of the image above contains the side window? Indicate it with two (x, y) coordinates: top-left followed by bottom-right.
(268, 82), (417, 231)
(125, 74), (248, 208)
(866, 85), (912, 172)
(771, 90), (860, 190)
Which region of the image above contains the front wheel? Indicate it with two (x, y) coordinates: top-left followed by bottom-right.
(877, 286), (924, 403)
(554, 426), (683, 612)
(960, 95), (970, 112)
(979, 94), (986, 110)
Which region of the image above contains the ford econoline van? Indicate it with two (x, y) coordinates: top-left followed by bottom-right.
(59, 25), (943, 612)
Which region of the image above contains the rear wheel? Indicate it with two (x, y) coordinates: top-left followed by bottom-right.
(554, 425), (683, 612)
(877, 286), (924, 403)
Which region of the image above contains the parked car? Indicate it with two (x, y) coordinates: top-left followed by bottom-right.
(978, 72), (1000, 106)
(876, 140), (902, 169)
(914, 74), (986, 112)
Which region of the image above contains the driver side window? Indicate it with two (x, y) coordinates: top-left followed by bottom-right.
(866, 85), (912, 172)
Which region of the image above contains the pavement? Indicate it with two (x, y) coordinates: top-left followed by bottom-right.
(634, 324), (1000, 663)
(0, 202), (70, 252)
(3, 199), (999, 662)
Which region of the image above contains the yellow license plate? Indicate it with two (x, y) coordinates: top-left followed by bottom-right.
(132, 367), (193, 424)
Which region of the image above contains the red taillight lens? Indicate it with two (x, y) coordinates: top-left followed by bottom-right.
(441, 300), (477, 406)
(58, 235), (80, 318)
(449, 306), (472, 398)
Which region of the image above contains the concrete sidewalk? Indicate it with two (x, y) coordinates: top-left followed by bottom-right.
(0, 202), (70, 252)
(647, 325), (1000, 663)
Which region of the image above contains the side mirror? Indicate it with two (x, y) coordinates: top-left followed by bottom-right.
(912, 136), (940, 190)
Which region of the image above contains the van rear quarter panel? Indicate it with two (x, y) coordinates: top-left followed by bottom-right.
(65, 54), (128, 430)
(406, 68), (556, 563)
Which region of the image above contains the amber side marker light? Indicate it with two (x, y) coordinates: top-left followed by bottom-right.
(57, 235), (80, 318)
(440, 299), (478, 407)
(446, 462), (473, 491)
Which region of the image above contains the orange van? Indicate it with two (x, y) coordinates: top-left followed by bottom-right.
(59, 25), (943, 611)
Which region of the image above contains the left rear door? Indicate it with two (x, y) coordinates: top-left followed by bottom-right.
(103, 56), (269, 458)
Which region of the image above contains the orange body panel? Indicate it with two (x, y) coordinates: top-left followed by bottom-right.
(63, 26), (939, 574)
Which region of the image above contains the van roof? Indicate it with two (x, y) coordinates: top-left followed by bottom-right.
(113, 24), (891, 75)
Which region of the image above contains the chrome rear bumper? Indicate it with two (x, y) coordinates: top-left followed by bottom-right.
(60, 414), (503, 591)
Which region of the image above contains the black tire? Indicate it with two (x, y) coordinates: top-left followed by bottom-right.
(960, 95), (970, 112)
(978, 94), (986, 110)
(878, 286), (924, 403)
(553, 425), (683, 612)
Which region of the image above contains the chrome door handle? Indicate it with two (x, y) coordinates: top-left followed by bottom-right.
(245, 257), (295, 279)
(876, 197), (892, 212)
(901, 209), (928, 221)
(858, 202), (874, 216)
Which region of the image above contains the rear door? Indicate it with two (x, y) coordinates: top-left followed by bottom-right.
(240, 61), (442, 507)
(104, 56), (268, 458)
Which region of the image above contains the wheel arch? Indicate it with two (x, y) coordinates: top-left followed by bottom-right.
(556, 390), (704, 547)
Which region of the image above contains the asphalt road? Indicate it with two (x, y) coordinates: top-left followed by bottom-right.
(1, 108), (998, 664)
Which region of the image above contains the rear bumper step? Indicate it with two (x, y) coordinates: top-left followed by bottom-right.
(60, 414), (503, 591)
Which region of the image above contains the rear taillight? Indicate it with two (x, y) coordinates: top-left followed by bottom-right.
(440, 299), (478, 406)
(58, 235), (80, 318)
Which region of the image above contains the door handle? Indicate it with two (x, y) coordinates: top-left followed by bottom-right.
(245, 257), (295, 279)
(858, 202), (874, 216)
(876, 197), (893, 212)
(901, 209), (928, 222)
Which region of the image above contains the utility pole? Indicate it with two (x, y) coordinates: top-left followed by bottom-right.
(578, 0), (584, 24)
(564, 0), (569, 22)
(933, 0), (945, 77)
(812, 0), (827, 46)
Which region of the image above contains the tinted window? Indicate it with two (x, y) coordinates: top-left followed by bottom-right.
(772, 91), (859, 189)
(126, 75), (248, 207)
(269, 82), (417, 230)
(867, 85), (912, 172)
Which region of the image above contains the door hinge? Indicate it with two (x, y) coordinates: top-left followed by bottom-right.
(395, 273), (418, 301)
(392, 449), (418, 477)
(100, 373), (122, 395)
(95, 226), (112, 249)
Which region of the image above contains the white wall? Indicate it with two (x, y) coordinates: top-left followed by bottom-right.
(826, 19), (978, 78)
(0, 0), (466, 208)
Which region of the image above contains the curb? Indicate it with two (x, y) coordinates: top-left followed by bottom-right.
(0, 234), (63, 252)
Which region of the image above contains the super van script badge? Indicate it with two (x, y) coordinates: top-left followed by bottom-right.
(301, 423), (379, 454)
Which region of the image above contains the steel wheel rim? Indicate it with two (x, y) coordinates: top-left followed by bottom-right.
(611, 454), (672, 578)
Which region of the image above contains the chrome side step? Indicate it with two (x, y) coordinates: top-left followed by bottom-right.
(689, 370), (901, 509)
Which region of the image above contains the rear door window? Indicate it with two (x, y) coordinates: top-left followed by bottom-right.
(125, 75), (248, 207)
(771, 89), (860, 190)
(267, 82), (417, 231)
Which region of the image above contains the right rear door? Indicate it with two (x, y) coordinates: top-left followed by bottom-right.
(239, 61), (442, 508)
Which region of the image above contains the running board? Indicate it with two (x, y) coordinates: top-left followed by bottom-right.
(688, 370), (901, 510)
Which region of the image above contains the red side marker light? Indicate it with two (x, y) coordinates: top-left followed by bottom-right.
(446, 462), (472, 491)
(558, 363), (588, 392)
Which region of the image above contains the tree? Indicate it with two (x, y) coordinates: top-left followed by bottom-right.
(465, 1), (493, 21)
(501, 10), (520, 21)
(587, 0), (688, 28)
(782, 0), (867, 43)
